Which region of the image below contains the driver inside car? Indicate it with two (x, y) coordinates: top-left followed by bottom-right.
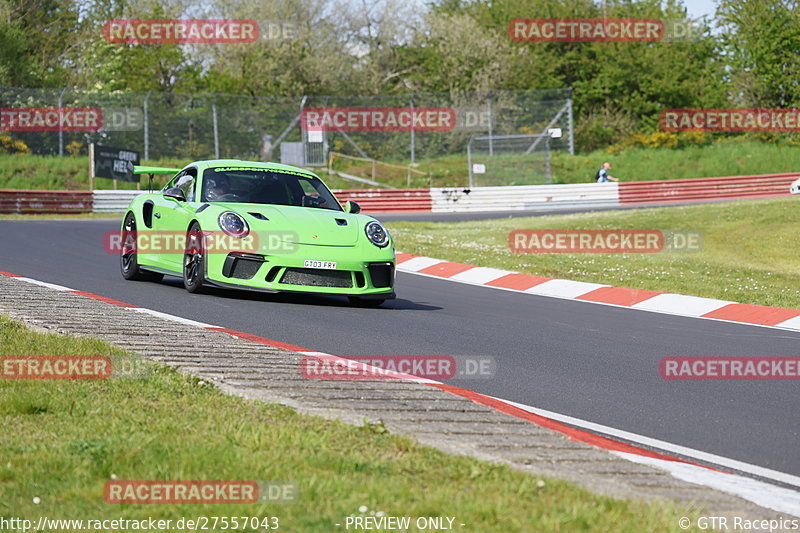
(205, 175), (232, 201)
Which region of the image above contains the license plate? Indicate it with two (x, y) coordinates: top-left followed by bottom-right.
(304, 260), (337, 270)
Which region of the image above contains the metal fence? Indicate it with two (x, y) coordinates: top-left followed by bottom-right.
(0, 87), (573, 169)
(467, 134), (553, 187)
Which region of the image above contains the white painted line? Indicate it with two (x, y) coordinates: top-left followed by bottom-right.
(632, 293), (734, 317)
(525, 279), (609, 299)
(615, 451), (800, 517)
(16, 277), (73, 291)
(131, 308), (219, 328)
(400, 265), (800, 333)
(398, 256), (444, 272)
(775, 315), (800, 331)
(449, 267), (511, 284)
(494, 396), (800, 491)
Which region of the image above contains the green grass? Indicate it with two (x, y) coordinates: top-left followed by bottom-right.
(387, 196), (800, 309)
(4, 138), (800, 191)
(328, 138), (800, 188)
(550, 138), (800, 185)
(0, 155), (187, 191)
(0, 314), (702, 532)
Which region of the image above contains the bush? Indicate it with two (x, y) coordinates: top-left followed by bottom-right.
(606, 131), (713, 154)
(0, 135), (32, 155)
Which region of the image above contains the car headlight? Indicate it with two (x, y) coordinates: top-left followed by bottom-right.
(365, 221), (389, 248)
(218, 211), (249, 238)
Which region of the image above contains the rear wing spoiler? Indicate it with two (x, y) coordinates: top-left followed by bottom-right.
(132, 166), (182, 192)
(133, 166), (182, 175)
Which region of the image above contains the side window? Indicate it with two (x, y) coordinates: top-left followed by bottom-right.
(163, 171), (183, 191)
(299, 179), (319, 196)
(176, 168), (197, 202)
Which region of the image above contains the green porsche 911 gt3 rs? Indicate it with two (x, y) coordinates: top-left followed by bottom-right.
(119, 160), (396, 306)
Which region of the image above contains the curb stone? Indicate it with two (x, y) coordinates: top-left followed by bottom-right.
(0, 274), (787, 521)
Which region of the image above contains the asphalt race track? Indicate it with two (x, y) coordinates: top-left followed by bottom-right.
(1, 219), (798, 484)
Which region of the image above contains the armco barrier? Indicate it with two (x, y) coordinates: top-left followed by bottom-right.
(431, 183), (619, 212)
(93, 190), (145, 213)
(12, 173), (797, 215)
(91, 189), (433, 213)
(0, 189), (93, 214)
(619, 173), (799, 204)
(333, 189), (433, 212)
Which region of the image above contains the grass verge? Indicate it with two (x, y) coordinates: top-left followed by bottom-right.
(386, 196), (800, 309)
(335, 138), (800, 188)
(4, 138), (800, 190)
(0, 314), (700, 532)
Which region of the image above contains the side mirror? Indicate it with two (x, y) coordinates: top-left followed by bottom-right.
(345, 200), (361, 214)
(164, 187), (186, 202)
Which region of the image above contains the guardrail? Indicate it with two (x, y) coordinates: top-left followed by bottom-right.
(90, 189), (434, 213)
(334, 189), (433, 212)
(4, 173), (796, 216)
(619, 173), (800, 204)
(0, 190), (93, 214)
(93, 190), (145, 213)
(431, 183), (619, 212)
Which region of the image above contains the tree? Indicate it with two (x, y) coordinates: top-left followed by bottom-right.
(417, 0), (727, 149)
(0, 0), (88, 87)
(717, 0), (800, 107)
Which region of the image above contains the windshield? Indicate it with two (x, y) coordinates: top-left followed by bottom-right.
(201, 166), (342, 211)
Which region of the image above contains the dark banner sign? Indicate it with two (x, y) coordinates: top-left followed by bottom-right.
(94, 146), (140, 182)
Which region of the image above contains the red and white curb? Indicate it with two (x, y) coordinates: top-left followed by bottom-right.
(1, 269), (799, 516)
(395, 253), (800, 331)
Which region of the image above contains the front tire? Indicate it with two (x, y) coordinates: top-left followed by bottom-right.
(183, 222), (206, 293)
(120, 213), (164, 282)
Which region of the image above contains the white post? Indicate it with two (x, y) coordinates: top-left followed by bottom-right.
(467, 139), (474, 188)
(88, 143), (95, 191)
(143, 91), (151, 160)
(487, 93), (493, 156)
(58, 88), (66, 156)
(567, 88), (574, 155)
(410, 96), (416, 165)
(212, 94), (220, 158)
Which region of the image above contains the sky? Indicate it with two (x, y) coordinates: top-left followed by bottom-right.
(683, 0), (718, 20)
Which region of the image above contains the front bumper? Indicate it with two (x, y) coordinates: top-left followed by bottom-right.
(203, 243), (396, 297)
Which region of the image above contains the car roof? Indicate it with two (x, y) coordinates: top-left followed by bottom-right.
(186, 160), (319, 177)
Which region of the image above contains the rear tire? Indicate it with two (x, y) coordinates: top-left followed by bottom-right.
(183, 222), (206, 293)
(348, 296), (387, 308)
(120, 213), (164, 282)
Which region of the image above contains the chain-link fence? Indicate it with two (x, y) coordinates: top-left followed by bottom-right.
(467, 134), (554, 187)
(0, 87), (573, 173)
